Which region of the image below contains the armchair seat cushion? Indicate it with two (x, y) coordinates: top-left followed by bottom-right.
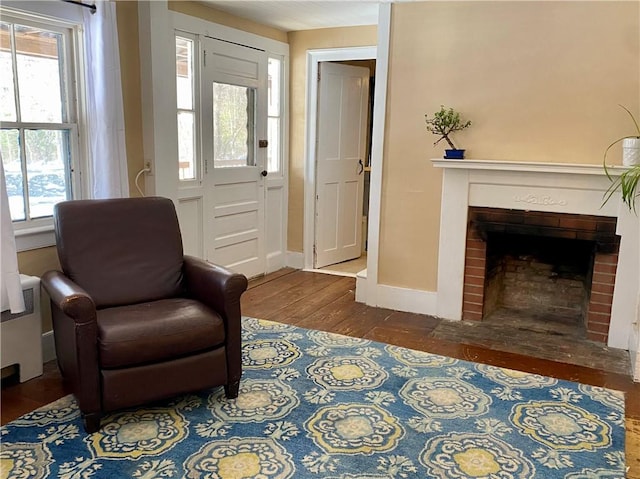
(97, 298), (225, 369)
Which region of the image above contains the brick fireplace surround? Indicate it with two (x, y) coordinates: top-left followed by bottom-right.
(433, 159), (638, 365)
(462, 207), (620, 343)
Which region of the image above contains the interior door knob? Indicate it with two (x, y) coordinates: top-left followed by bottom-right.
(261, 170), (268, 177)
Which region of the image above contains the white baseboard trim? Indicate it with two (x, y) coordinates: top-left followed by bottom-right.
(286, 251), (304, 269)
(629, 321), (640, 382)
(42, 330), (56, 363)
(360, 280), (438, 316)
(355, 269), (367, 303)
(266, 251), (286, 274)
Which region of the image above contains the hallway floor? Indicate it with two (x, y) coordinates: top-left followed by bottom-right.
(318, 253), (367, 275)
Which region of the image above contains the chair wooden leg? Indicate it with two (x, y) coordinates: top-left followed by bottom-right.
(224, 381), (240, 399)
(82, 413), (101, 434)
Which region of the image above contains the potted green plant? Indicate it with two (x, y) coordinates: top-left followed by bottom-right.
(425, 105), (471, 159)
(603, 105), (640, 212)
(603, 164), (640, 212)
(603, 104), (640, 167)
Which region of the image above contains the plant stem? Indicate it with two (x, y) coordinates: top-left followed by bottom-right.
(444, 135), (456, 149)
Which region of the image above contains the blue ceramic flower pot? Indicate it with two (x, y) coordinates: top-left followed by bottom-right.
(444, 149), (465, 159)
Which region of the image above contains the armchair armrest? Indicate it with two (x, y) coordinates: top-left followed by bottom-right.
(183, 256), (248, 385)
(41, 271), (96, 323)
(41, 270), (100, 415)
(182, 256), (248, 319)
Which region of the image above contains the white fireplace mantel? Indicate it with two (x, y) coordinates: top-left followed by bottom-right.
(432, 159), (623, 176)
(432, 159), (638, 353)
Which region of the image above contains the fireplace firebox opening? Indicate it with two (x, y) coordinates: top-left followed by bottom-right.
(462, 207), (620, 343)
(483, 233), (594, 336)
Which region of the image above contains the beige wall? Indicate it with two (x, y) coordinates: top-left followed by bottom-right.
(379, 1), (640, 291)
(168, 1), (287, 43)
(287, 25), (377, 252)
(116, 0), (145, 197)
(17, 247), (59, 332)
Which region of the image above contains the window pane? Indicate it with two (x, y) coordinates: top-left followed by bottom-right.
(178, 111), (195, 180)
(176, 37), (193, 111)
(15, 24), (65, 123)
(267, 57), (280, 117)
(0, 129), (25, 221)
(213, 83), (255, 168)
(267, 117), (280, 173)
(0, 23), (17, 121)
(24, 129), (69, 219)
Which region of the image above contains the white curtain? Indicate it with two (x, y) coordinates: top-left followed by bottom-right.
(1, 158), (25, 314)
(84, 0), (129, 199)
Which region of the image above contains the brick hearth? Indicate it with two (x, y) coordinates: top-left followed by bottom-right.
(462, 207), (620, 343)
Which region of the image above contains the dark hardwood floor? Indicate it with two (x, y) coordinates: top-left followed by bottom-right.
(2, 268), (639, 477)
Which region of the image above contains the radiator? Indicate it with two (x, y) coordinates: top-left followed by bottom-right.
(1, 274), (43, 382)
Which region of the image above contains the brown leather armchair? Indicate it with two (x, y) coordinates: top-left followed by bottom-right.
(41, 197), (248, 433)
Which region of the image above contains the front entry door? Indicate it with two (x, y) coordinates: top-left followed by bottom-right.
(315, 62), (370, 268)
(201, 37), (267, 278)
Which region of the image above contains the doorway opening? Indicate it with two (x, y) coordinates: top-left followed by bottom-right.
(317, 58), (374, 276)
(303, 47), (376, 277)
(302, 46), (378, 277)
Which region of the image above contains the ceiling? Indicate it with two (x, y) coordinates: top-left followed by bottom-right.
(201, 1), (380, 32)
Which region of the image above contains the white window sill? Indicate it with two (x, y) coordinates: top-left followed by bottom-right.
(14, 225), (56, 252)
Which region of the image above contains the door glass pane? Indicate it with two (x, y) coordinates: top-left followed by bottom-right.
(0, 129), (25, 221)
(24, 129), (69, 218)
(15, 24), (65, 123)
(267, 57), (280, 117)
(178, 111), (195, 180)
(0, 23), (17, 121)
(213, 82), (255, 168)
(176, 37), (193, 111)
(267, 117), (279, 173)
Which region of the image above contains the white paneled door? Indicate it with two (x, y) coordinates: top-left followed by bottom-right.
(201, 37), (268, 278)
(315, 63), (370, 268)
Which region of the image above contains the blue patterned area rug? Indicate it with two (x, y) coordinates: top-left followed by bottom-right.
(1, 318), (626, 478)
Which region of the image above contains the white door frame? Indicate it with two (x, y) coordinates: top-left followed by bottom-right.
(365, 4), (391, 304)
(303, 46), (376, 270)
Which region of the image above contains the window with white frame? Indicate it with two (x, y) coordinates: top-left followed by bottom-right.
(267, 56), (282, 174)
(176, 35), (197, 181)
(0, 13), (81, 229)
(212, 82), (256, 168)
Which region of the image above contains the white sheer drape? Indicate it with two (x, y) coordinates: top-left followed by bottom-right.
(1, 158), (25, 314)
(84, 0), (129, 199)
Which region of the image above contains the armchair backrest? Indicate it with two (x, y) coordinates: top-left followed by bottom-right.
(53, 197), (185, 308)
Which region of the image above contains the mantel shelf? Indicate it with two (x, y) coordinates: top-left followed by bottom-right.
(431, 159), (627, 176)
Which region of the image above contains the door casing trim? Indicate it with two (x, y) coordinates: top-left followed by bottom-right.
(303, 46), (376, 270)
